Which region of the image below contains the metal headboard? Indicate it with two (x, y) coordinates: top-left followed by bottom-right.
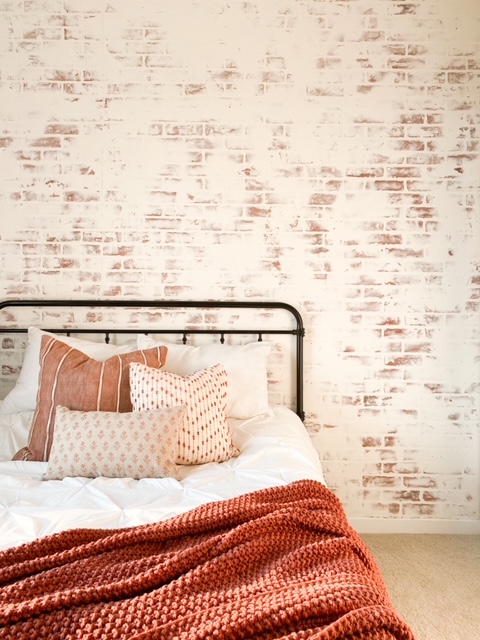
(0, 299), (305, 420)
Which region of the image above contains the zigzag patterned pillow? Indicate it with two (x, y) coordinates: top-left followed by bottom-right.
(129, 362), (238, 465)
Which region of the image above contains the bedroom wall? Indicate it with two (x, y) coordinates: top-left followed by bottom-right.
(0, 0), (479, 533)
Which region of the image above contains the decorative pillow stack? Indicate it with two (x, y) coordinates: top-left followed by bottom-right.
(7, 328), (270, 478)
(130, 362), (238, 465)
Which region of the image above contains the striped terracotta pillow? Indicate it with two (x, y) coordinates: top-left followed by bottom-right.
(130, 362), (238, 465)
(13, 335), (168, 462)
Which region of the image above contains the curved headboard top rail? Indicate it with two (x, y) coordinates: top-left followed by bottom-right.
(0, 299), (305, 420)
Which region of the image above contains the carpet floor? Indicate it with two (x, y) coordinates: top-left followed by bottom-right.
(361, 534), (480, 640)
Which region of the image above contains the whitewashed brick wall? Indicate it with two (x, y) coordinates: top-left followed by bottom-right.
(0, 0), (479, 532)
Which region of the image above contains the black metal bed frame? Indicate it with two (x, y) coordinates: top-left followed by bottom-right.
(0, 299), (305, 420)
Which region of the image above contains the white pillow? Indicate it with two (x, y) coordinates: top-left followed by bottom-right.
(130, 362), (238, 465)
(1, 327), (137, 415)
(0, 410), (34, 461)
(137, 335), (271, 420)
(45, 405), (185, 480)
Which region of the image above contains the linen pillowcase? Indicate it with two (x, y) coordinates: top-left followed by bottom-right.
(130, 362), (238, 465)
(136, 335), (271, 419)
(1, 326), (137, 415)
(45, 405), (185, 480)
(13, 336), (168, 462)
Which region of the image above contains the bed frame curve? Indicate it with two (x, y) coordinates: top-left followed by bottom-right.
(0, 299), (305, 420)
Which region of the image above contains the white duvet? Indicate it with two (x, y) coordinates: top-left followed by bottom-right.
(0, 406), (325, 551)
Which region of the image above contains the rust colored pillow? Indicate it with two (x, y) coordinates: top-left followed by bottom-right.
(13, 335), (168, 462)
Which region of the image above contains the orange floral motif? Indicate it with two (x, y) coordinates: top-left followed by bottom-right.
(45, 405), (185, 480)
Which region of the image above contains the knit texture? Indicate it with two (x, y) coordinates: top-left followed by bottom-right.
(0, 480), (415, 639)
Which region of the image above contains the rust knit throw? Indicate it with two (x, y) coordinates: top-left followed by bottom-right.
(0, 480), (415, 639)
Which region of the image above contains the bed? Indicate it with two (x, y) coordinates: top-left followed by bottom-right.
(0, 299), (415, 639)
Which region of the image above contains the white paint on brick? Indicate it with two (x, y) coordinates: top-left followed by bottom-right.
(0, 0), (479, 532)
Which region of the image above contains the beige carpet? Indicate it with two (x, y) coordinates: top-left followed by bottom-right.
(361, 534), (480, 640)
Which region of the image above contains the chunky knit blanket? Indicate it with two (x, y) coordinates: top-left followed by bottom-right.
(0, 480), (415, 639)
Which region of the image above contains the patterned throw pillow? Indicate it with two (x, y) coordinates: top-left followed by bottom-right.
(45, 405), (185, 480)
(129, 362), (238, 465)
(13, 336), (168, 462)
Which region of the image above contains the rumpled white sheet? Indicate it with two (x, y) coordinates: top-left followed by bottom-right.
(0, 406), (325, 551)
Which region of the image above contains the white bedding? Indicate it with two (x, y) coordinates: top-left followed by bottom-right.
(0, 405), (325, 551)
